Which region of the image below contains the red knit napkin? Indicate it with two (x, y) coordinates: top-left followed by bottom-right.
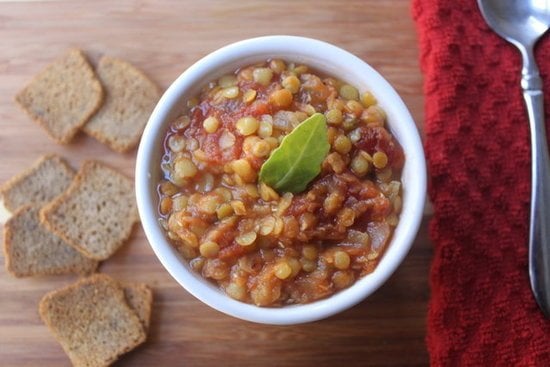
(412, 1), (550, 365)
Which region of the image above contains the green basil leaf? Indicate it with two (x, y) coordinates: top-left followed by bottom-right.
(259, 113), (330, 193)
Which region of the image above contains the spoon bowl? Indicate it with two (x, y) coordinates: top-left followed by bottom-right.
(479, 0), (549, 48)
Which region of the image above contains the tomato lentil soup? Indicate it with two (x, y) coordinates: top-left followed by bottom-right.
(157, 59), (404, 306)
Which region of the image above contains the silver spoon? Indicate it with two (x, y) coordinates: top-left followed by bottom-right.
(477, 0), (550, 317)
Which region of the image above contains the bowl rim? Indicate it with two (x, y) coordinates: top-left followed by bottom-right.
(136, 35), (427, 325)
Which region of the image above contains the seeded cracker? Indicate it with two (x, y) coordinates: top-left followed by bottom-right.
(15, 49), (103, 143)
(84, 56), (160, 152)
(0, 154), (75, 221)
(40, 160), (139, 261)
(3, 206), (97, 277)
(39, 274), (146, 367)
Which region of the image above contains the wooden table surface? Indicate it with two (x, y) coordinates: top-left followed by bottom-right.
(0, 1), (432, 366)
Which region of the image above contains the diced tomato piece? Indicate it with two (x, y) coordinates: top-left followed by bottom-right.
(201, 132), (223, 163)
(247, 100), (271, 117)
(356, 126), (404, 169)
(370, 196), (392, 220)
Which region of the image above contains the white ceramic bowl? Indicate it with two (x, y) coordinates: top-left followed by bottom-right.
(136, 35), (426, 325)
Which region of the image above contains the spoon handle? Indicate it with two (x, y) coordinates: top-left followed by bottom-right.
(523, 72), (550, 317)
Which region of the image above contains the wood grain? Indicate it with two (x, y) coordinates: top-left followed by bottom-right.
(0, 1), (431, 366)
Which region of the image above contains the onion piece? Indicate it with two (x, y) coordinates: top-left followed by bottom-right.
(219, 129), (236, 149)
(367, 222), (390, 251)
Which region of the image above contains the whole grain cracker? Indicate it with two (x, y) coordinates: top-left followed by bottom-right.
(84, 56), (160, 152)
(15, 49), (103, 144)
(0, 154), (75, 219)
(38, 274), (146, 367)
(40, 160), (138, 261)
(122, 282), (153, 332)
(3, 205), (98, 277)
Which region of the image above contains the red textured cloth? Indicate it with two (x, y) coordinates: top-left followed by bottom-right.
(412, 1), (550, 365)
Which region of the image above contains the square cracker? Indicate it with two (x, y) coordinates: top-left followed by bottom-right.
(84, 56), (161, 152)
(39, 274), (146, 367)
(15, 49), (103, 144)
(3, 205), (98, 277)
(0, 154), (75, 220)
(40, 160), (139, 261)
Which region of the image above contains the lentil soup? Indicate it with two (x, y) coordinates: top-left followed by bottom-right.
(157, 59), (404, 307)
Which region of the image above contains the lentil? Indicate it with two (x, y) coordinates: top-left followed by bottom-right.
(236, 231), (257, 246)
(334, 251), (351, 270)
(236, 116), (260, 136)
(339, 84), (359, 100)
(333, 135), (352, 154)
(222, 86), (240, 99)
(326, 109), (343, 125)
(350, 152), (371, 177)
(361, 91), (377, 107)
(243, 89), (257, 103)
(274, 262), (292, 280)
(203, 116), (220, 133)
(251, 140), (271, 157)
(373, 151), (389, 169)
(269, 89), (293, 108)
(173, 157), (197, 179)
(282, 75), (301, 94)
(168, 135), (186, 152)
(269, 59), (286, 74)
(258, 119), (273, 138)
(200, 241), (220, 258)
(253, 67), (273, 86)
